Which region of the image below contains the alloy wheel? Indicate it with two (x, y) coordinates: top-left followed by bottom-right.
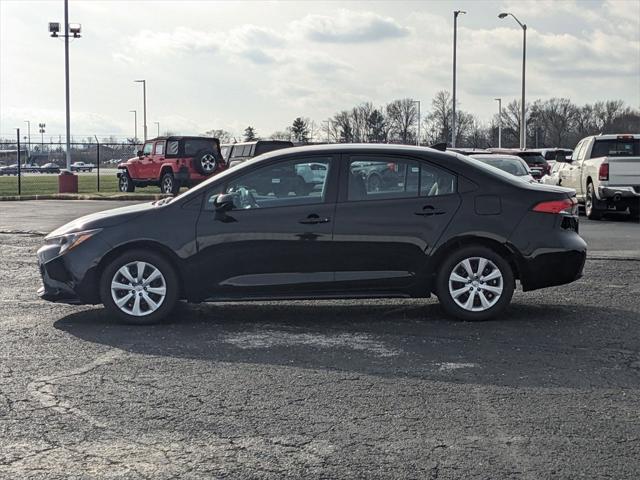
(201, 154), (216, 172)
(110, 261), (167, 317)
(162, 176), (174, 194)
(448, 256), (503, 312)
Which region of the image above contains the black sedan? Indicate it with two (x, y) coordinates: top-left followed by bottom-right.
(37, 144), (586, 324)
(40, 163), (61, 174)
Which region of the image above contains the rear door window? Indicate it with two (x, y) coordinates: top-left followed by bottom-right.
(154, 141), (164, 155)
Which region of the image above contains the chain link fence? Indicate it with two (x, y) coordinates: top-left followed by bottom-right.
(0, 141), (142, 196)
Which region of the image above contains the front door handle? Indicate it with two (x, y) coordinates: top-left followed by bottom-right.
(415, 205), (445, 216)
(299, 214), (330, 224)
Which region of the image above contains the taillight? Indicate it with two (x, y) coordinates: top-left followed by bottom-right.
(533, 197), (578, 215)
(599, 162), (609, 181)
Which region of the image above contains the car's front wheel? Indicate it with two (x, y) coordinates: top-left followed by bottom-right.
(118, 172), (135, 192)
(100, 250), (179, 325)
(436, 246), (514, 321)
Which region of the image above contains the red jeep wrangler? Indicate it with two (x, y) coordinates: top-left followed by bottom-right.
(117, 136), (225, 194)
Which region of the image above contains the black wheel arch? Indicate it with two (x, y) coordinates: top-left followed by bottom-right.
(427, 235), (523, 294)
(93, 240), (186, 302)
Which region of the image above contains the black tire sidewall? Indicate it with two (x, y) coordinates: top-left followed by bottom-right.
(161, 172), (178, 195)
(436, 245), (515, 321)
(100, 249), (180, 325)
(586, 183), (602, 220)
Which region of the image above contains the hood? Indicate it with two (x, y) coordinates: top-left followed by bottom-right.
(46, 201), (159, 238)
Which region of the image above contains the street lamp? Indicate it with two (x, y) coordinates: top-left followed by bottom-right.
(49, 0), (81, 170)
(452, 10), (466, 148)
(134, 80), (147, 141)
(38, 123), (46, 149)
(129, 110), (137, 141)
(499, 12), (527, 149)
(24, 121), (31, 157)
(154, 121), (160, 137)
(494, 98), (502, 148)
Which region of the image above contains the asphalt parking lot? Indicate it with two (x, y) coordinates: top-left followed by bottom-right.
(1, 201), (639, 478)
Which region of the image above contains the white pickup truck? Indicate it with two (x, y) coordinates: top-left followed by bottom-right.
(555, 134), (640, 219)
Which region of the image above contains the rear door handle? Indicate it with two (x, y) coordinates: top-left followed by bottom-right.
(299, 214), (330, 224)
(415, 205), (445, 216)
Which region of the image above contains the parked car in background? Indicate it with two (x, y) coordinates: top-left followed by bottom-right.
(554, 134), (640, 219)
(40, 163), (61, 174)
(70, 162), (94, 172)
(117, 136), (225, 195)
(38, 144), (586, 325)
(487, 149), (551, 180)
(541, 161), (563, 186)
(22, 162), (41, 173)
(223, 140), (294, 168)
(470, 154), (537, 183)
(531, 148), (573, 164)
(0, 164), (18, 176)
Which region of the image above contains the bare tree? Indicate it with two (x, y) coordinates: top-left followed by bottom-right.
(386, 98), (418, 144)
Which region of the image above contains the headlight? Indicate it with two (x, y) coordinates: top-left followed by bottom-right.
(45, 229), (102, 255)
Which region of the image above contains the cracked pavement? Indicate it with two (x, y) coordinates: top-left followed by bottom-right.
(0, 202), (639, 478)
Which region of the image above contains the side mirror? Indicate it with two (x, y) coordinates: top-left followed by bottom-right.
(214, 193), (235, 212)
(137, 150), (143, 158)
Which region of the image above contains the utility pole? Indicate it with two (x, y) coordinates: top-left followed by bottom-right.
(452, 10), (466, 147)
(134, 80), (147, 141)
(494, 98), (502, 148)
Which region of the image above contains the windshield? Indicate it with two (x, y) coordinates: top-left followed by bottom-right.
(591, 138), (639, 157)
(477, 157), (529, 176)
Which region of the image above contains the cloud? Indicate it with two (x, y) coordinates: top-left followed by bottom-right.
(130, 27), (220, 55)
(293, 9), (410, 43)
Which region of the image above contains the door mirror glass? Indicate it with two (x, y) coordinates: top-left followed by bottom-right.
(136, 150), (143, 158)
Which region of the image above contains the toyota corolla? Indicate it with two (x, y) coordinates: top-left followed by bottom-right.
(37, 144), (586, 324)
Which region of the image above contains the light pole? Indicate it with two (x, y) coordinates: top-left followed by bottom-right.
(24, 121), (31, 157)
(499, 12), (527, 149)
(129, 110), (137, 141)
(452, 10), (466, 148)
(49, 0), (81, 170)
(38, 123), (46, 150)
(154, 121), (160, 137)
(413, 100), (421, 146)
(494, 98), (502, 148)
(134, 80), (147, 141)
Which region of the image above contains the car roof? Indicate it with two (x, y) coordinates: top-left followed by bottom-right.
(592, 134), (640, 140)
(221, 140), (294, 147)
(147, 136), (220, 142)
(471, 154), (523, 161)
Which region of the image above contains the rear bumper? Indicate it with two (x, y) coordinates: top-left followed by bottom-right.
(597, 185), (640, 199)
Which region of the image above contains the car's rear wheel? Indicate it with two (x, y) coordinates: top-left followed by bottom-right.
(436, 246), (514, 321)
(585, 182), (603, 220)
(118, 172), (135, 192)
(160, 172), (180, 195)
(100, 250), (179, 325)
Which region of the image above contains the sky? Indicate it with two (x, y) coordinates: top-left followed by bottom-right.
(1, 0), (639, 141)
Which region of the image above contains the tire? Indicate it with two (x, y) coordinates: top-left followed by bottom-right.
(192, 149), (218, 176)
(585, 182), (602, 220)
(436, 245), (515, 321)
(100, 249), (179, 325)
(160, 172), (180, 195)
(118, 171), (135, 192)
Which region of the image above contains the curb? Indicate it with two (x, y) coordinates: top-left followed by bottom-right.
(0, 194), (171, 201)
